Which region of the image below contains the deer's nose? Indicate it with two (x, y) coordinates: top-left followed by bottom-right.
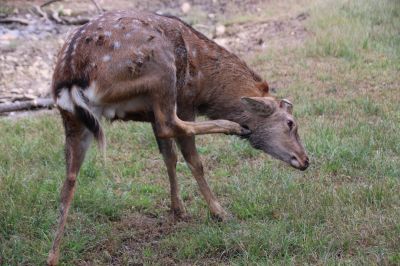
(303, 156), (309, 169)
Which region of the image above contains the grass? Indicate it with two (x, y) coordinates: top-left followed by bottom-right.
(1, 0), (399, 264)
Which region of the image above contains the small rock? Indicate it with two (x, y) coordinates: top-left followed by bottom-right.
(62, 9), (72, 17)
(208, 13), (215, 19)
(215, 24), (226, 36)
(181, 2), (191, 14)
(0, 31), (20, 41)
(214, 38), (229, 49)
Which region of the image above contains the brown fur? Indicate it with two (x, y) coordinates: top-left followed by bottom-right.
(47, 10), (308, 265)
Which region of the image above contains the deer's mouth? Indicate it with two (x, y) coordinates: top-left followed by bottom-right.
(239, 124), (251, 139)
(290, 155), (309, 171)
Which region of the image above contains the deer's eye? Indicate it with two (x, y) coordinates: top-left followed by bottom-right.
(287, 120), (294, 130)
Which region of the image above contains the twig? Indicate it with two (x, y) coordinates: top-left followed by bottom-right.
(0, 98), (55, 113)
(41, 0), (63, 8)
(50, 10), (63, 24)
(33, 5), (50, 21)
(61, 16), (90, 25)
(0, 17), (30, 25)
(90, 0), (103, 13)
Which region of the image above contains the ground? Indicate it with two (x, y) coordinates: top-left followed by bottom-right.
(0, 0), (399, 265)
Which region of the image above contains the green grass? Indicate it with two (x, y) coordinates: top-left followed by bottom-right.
(1, 0), (399, 264)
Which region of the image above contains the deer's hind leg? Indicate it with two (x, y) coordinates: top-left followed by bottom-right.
(47, 110), (93, 266)
(150, 76), (250, 139)
(153, 101), (250, 138)
(151, 123), (186, 218)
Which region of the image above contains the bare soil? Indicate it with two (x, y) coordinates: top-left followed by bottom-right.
(81, 213), (192, 265)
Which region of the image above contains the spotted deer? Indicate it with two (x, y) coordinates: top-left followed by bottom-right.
(47, 10), (309, 265)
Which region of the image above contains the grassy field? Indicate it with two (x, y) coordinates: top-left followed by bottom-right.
(1, 0), (399, 265)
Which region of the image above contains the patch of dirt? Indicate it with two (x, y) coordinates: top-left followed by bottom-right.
(216, 13), (310, 55)
(0, 19), (67, 103)
(80, 213), (191, 265)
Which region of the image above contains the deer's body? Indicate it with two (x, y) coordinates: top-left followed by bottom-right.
(48, 10), (309, 265)
(53, 11), (264, 133)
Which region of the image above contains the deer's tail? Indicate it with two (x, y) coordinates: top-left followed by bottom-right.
(56, 86), (106, 155)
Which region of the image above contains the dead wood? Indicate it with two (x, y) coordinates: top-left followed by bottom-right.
(41, 0), (64, 8)
(61, 17), (90, 25)
(0, 17), (30, 25)
(32, 5), (50, 21)
(50, 10), (63, 24)
(0, 98), (55, 113)
(90, 0), (103, 13)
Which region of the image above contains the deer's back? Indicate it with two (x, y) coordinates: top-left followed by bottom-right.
(53, 11), (187, 107)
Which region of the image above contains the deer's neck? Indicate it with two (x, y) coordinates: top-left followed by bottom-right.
(193, 44), (263, 125)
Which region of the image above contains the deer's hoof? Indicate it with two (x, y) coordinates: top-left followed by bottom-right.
(47, 252), (59, 266)
(170, 200), (188, 221)
(211, 210), (233, 222)
(171, 208), (188, 220)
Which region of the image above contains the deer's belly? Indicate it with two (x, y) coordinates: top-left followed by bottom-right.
(98, 95), (152, 120)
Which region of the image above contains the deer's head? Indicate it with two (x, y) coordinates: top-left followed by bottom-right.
(241, 97), (309, 171)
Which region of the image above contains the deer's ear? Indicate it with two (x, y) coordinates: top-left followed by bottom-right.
(280, 99), (293, 114)
(241, 97), (276, 116)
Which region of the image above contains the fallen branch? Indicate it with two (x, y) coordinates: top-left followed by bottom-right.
(61, 16), (90, 25)
(50, 10), (63, 24)
(90, 0), (103, 13)
(0, 98), (55, 113)
(33, 5), (50, 21)
(0, 17), (30, 25)
(41, 0), (63, 8)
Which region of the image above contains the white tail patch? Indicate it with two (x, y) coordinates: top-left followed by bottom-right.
(70, 85), (106, 159)
(83, 81), (99, 104)
(56, 88), (73, 112)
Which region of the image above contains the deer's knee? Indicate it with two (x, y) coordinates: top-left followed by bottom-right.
(155, 119), (194, 138)
(155, 127), (175, 139)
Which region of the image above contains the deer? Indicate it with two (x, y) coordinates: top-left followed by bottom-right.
(47, 10), (309, 265)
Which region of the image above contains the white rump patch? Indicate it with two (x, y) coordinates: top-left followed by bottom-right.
(70, 86), (87, 108)
(56, 88), (73, 112)
(83, 81), (99, 104)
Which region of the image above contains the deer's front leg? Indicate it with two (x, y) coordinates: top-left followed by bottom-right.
(177, 135), (231, 221)
(151, 124), (186, 218)
(47, 112), (92, 266)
